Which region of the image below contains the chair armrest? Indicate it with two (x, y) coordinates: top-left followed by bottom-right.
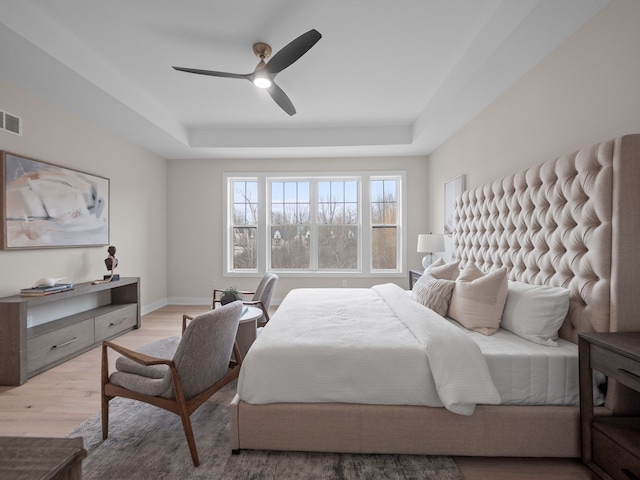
(103, 340), (173, 368)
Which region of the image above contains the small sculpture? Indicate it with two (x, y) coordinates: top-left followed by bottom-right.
(92, 245), (119, 284)
(105, 245), (118, 272)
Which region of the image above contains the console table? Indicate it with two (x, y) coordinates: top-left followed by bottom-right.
(0, 277), (140, 386)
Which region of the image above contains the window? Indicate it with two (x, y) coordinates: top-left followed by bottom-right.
(317, 180), (358, 270)
(230, 179), (258, 270)
(270, 180), (310, 269)
(371, 178), (398, 270)
(225, 172), (404, 276)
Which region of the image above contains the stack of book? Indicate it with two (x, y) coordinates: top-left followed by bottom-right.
(20, 283), (75, 297)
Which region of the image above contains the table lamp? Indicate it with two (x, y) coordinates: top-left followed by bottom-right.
(417, 233), (445, 269)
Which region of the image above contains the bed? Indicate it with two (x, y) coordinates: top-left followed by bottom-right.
(230, 134), (640, 457)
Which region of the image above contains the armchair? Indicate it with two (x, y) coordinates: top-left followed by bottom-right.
(101, 301), (243, 467)
(213, 273), (278, 327)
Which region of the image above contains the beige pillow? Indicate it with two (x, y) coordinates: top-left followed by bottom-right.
(424, 258), (460, 280)
(448, 263), (508, 335)
(411, 259), (459, 316)
(411, 274), (455, 316)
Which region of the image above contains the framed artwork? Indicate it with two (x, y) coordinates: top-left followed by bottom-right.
(0, 151), (109, 249)
(444, 174), (465, 236)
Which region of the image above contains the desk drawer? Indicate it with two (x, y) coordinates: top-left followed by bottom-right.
(95, 304), (137, 341)
(591, 344), (640, 391)
(593, 427), (640, 480)
(27, 319), (94, 373)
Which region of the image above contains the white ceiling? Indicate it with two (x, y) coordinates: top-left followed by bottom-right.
(0, 0), (609, 160)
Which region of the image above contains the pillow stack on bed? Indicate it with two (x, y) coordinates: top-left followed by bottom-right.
(412, 259), (570, 346)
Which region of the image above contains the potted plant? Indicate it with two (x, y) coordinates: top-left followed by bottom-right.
(220, 286), (243, 306)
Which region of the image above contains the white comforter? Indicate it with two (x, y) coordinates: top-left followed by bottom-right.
(237, 284), (500, 415)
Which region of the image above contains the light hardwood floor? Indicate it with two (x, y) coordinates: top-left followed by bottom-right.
(0, 305), (592, 479)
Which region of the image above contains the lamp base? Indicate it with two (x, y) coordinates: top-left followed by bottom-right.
(422, 254), (434, 269)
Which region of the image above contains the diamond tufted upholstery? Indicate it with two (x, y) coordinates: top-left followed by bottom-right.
(453, 135), (640, 344)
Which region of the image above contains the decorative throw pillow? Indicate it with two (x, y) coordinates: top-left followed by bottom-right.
(423, 258), (460, 280)
(411, 274), (456, 316)
(448, 263), (508, 335)
(411, 259), (459, 316)
(500, 281), (570, 346)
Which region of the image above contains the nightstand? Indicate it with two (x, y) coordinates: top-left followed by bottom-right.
(579, 332), (640, 480)
(409, 269), (423, 289)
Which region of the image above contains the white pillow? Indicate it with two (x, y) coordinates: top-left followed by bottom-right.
(448, 263), (508, 336)
(501, 281), (570, 346)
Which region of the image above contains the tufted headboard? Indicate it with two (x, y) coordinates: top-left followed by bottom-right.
(453, 134), (640, 344)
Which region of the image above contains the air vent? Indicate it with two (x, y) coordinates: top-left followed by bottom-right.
(1, 110), (22, 136)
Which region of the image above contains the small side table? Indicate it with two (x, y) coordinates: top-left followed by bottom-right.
(0, 436), (86, 480)
(579, 332), (640, 480)
(409, 269), (423, 289)
(236, 306), (263, 360)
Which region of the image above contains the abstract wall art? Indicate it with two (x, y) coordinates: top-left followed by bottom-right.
(0, 151), (109, 249)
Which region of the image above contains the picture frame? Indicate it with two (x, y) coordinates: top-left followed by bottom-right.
(0, 151), (109, 249)
(444, 174), (465, 236)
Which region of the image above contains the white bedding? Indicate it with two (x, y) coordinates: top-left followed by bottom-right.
(446, 319), (580, 405)
(237, 284), (500, 415)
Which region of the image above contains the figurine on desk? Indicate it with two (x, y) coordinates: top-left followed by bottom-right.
(92, 245), (119, 284)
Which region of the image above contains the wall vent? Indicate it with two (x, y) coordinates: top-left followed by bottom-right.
(1, 110), (22, 136)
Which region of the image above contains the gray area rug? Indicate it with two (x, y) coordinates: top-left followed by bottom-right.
(68, 383), (463, 480)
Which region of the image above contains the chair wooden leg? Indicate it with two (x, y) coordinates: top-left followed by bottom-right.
(178, 408), (199, 467)
(171, 369), (200, 467)
(101, 395), (110, 440)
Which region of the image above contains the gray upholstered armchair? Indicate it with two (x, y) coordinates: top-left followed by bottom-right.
(101, 301), (243, 467)
(213, 273), (278, 327)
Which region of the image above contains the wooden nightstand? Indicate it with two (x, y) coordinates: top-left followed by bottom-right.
(409, 269), (423, 289)
(579, 332), (640, 480)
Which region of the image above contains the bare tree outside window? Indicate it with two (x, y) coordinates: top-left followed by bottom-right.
(317, 181), (358, 269)
(371, 179), (398, 270)
(232, 181), (258, 269)
(270, 181), (310, 269)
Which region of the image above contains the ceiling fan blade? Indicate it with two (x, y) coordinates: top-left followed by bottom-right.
(267, 83), (296, 116)
(263, 29), (322, 75)
(172, 66), (250, 80)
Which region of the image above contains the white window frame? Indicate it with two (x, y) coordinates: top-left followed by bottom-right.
(223, 171), (406, 278)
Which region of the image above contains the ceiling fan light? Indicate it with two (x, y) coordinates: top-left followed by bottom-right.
(253, 76), (272, 89)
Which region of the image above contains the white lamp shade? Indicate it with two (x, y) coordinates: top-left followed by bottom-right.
(417, 234), (444, 253)
(417, 233), (445, 269)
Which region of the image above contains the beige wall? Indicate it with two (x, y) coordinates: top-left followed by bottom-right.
(428, 0), (640, 239)
(0, 77), (168, 311)
(167, 156), (429, 304)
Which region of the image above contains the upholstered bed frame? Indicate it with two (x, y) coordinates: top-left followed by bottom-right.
(230, 134), (640, 457)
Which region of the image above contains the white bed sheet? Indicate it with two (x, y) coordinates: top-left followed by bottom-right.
(445, 318), (580, 405)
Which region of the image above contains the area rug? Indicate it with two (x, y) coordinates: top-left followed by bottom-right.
(68, 384), (463, 480)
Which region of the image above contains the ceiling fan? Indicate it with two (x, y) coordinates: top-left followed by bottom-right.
(173, 29), (322, 116)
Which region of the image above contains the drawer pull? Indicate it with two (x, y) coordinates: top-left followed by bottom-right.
(621, 468), (640, 480)
(109, 319), (125, 327)
(53, 337), (78, 349)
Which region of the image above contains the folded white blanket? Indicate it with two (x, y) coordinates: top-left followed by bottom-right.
(238, 284), (500, 415)
(372, 283), (501, 414)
